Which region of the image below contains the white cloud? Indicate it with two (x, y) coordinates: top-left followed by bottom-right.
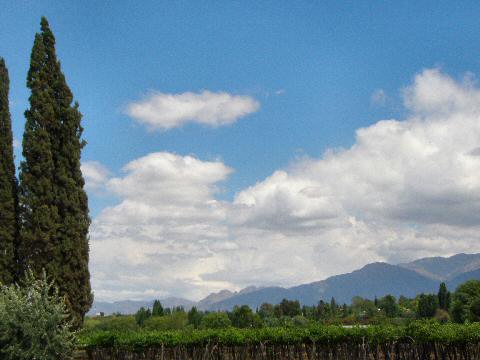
(125, 90), (260, 130)
(403, 69), (480, 115)
(90, 69), (480, 301)
(90, 153), (234, 301)
(232, 69), (480, 259)
(81, 161), (111, 190)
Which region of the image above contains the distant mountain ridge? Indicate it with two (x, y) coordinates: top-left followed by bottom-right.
(89, 253), (480, 315)
(398, 253), (480, 281)
(89, 297), (195, 316)
(447, 268), (480, 290)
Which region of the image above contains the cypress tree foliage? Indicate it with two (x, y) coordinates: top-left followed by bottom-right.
(19, 31), (59, 280)
(330, 297), (337, 315)
(41, 16), (92, 328)
(152, 300), (164, 317)
(438, 282), (451, 310)
(0, 58), (18, 284)
(19, 17), (92, 327)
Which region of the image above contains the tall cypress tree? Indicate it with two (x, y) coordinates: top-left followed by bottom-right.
(438, 282), (450, 310)
(42, 18), (92, 326)
(19, 31), (58, 278)
(0, 58), (18, 284)
(19, 18), (92, 326)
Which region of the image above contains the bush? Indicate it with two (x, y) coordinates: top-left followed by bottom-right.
(144, 312), (188, 330)
(292, 315), (310, 327)
(135, 306), (151, 326)
(451, 280), (480, 323)
(187, 306), (203, 328)
(416, 294), (438, 319)
(84, 315), (139, 331)
(230, 305), (262, 328)
(434, 309), (450, 324)
(200, 312), (231, 329)
(0, 272), (75, 359)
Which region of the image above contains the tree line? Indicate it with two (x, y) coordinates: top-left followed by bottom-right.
(84, 280), (480, 332)
(0, 17), (91, 327)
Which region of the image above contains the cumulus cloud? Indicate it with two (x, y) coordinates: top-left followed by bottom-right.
(91, 153), (234, 301)
(403, 69), (480, 115)
(81, 161), (111, 190)
(90, 69), (480, 301)
(125, 91), (260, 130)
(232, 69), (480, 259)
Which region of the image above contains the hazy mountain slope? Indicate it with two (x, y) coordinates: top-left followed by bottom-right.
(208, 263), (440, 310)
(196, 290), (235, 310)
(399, 253), (480, 281)
(88, 253), (480, 315)
(207, 287), (291, 311)
(447, 268), (480, 290)
(289, 263), (439, 305)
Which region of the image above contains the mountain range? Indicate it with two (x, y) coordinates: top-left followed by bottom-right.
(89, 253), (480, 315)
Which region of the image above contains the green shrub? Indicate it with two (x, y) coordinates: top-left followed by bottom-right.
(451, 280), (480, 323)
(200, 312), (231, 329)
(230, 305), (262, 328)
(135, 306), (151, 326)
(144, 312), (188, 330)
(0, 272), (75, 359)
(84, 315), (139, 332)
(416, 293), (438, 319)
(292, 315), (310, 327)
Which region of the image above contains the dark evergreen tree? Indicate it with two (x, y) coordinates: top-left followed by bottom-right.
(330, 297), (337, 315)
(230, 305), (257, 328)
(152, 300), (164, 316)
(416, 294), (438, 318)
(135, 307), (151, 326)
(173, 306), (185, 313)
(18, 29), (59, 278)
(258, 303), (274, 319)
(316, 300), (330, 320)
(301, 305), (316, 319)
(0, 58), (18, 284)
(187, 306), (202, 328)
(438, 282), (450, 310)
(19, 17), (92, 327)
(378, 294), (399, 318)
(277, 298), (301, 317)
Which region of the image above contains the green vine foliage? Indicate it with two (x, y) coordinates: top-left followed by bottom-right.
(78, 321), (480, 359)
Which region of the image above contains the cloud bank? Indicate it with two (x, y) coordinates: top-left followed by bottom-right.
(125, 91), (260, 130)
(90, 69), (480, 301)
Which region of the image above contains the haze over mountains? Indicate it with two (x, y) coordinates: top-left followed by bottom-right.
(89, 253), (480, 315)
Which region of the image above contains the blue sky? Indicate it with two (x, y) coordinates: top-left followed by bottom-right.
(3, 1), (480, 214)
(3, 1), (480, 301)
